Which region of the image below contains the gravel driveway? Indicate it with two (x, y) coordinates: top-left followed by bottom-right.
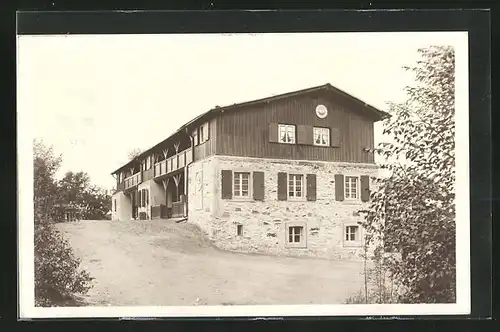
(57, 219), (366, 306)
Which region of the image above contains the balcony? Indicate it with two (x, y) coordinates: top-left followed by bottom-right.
(123, 172), (142, 191)
(154, 147), (192, 178)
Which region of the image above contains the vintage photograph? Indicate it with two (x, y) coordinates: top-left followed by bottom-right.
(17, 31), (470, 317)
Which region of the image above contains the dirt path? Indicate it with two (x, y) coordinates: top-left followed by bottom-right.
(57, 219), (366, 306)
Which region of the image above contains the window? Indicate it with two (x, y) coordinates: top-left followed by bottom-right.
(345, 226), (358, 241)
(192, 129), (198, 146)
(278, 124), (296, 144)
(233, 172), (250, 197)
(313, 127), (330, 146)
(344, 225), (361, 247)
(139, 189), (149, 207)
(114, 199), (116, 212)
(288, 226), (303, 243)
(345, 176), (359, 199)
(237, 224), (243, 236)
(288, 174), (303, 198)
(199, 124), (205, 143)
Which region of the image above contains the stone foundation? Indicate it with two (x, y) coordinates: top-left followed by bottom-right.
(188, 155), (379, 260)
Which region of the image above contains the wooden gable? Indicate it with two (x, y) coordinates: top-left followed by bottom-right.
(216, 90), (377, 164)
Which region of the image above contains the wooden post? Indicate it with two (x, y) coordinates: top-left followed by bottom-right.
(184, 165), (188, 218)
(190, 135), (194, 163)
(173, 173), (181, 201)
(174, 142), (180, 171)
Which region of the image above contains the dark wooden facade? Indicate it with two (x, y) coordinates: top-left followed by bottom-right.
(215, 93), (376, 164)
(193, 117), (217, 162)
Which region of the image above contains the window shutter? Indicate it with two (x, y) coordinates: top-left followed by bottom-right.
(253, 171), (265, 201)
(306, 174), (317, 201)
(331, 127), (340, 147)
(206, 121), (210, 140)
(297, 125), (313, 145)
(269, 123), (279, 143)
(334, 174), (344, 201)
(221, 170), (233, 199)
(360, 175), (370, 202)
(277, 172), (288, 201)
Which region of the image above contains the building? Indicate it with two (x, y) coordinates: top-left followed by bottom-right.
(111, 83), (389, 259)
(53, 202), (82, 222)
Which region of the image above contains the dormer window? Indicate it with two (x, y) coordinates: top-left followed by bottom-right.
(278, 124), (296, 144)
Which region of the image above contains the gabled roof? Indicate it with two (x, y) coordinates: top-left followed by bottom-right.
(209, 83), (389, 120)
(112, 83), (390, 174)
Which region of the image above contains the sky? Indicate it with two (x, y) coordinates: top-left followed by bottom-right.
(17, 32), (466, 191)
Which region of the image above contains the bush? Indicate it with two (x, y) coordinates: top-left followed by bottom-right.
(34, 222), (94, 306)
(344, 290), (368, 304)
(33, 140), (95, 306)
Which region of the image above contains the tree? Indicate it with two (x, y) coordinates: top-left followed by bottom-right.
(58, 171), (111, 220)
(33, 140), (94, 306)
(360, 46), (456, 303)
(33, 139), (62, 223)
(128, 148), (142, 160)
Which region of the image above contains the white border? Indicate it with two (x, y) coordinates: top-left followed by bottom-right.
(18, 31), (470, 318)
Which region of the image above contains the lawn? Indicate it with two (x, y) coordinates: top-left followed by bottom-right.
(57, 219), (366, 306)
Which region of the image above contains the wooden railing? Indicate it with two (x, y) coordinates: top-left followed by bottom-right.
(153, 147), (192, 178)
(123, 172), (142, 190)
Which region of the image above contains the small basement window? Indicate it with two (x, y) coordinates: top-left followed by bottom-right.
(237, 224), (243, 236)
(344, 225), (362, 247)
(285, 223), (307, 248)
(345, 225), (359, 241)
(288, 226), (303, 243)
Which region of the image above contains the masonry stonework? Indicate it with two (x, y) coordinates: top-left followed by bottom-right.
(188, 155), (379, 260)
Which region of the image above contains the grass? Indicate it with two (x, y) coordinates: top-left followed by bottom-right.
(57, 219), (366, 306)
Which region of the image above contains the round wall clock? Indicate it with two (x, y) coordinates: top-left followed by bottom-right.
(315, 104), (328, 118)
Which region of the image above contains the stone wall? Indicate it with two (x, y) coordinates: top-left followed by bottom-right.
(188, 155), (380, 260)
(149, 180), (166, 207)
(188, 157), (219, 236)
(111, 191), (132, 221)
